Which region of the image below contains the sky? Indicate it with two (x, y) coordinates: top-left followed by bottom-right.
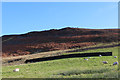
(2, 2), (118, 36)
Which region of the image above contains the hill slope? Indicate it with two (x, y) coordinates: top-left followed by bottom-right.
(2, 46), (119, 78)
(2, 27), (120, 57)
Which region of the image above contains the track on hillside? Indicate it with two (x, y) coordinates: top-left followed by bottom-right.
(66, 44), (120, 53)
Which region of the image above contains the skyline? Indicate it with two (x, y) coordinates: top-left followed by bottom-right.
(1, 0), (120, 2)
(2, 2), (118, 36)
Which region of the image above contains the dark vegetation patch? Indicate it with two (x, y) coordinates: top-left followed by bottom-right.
(25, 52), (112, 63)
(3, 58), (26, 66)
(56, 68), (111, 76)
(7, 58), (22, 63)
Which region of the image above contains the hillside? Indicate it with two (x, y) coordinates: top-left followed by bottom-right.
(2, 27), (120, 57)
(2, 46), (119, 78)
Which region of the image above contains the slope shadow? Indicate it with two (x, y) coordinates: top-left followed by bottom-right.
(25, 52), (112, 63)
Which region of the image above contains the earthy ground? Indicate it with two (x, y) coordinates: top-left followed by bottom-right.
(2, 27), (120, 57)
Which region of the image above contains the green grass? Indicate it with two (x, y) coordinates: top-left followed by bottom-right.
(2, 46), (119, 78)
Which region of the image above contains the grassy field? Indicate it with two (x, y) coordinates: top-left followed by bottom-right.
(2, 46), (119, 78)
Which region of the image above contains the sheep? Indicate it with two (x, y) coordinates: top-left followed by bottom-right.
(114, 56), (117, 58)
(99, 55), (102, 57)
(84, 59), (88, 60)
(88, 57), (91, 59)
(102, 61), (108, 64)
(13, 68), (19, 72)
(113, 62), (119, 65)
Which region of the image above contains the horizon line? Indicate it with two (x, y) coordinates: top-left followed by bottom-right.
(1, 27), (119, 37)
(1, 0), (120, 2)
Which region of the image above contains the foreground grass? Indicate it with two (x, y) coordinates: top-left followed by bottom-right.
(2, 46), (119, 78)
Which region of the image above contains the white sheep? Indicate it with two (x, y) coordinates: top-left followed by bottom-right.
(99, 55), (102, 57)
(114, 56), (117, 58)
(13, 68), (19, 72)
(113, 62), (119, 65)
(102, 61), (108, 64)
